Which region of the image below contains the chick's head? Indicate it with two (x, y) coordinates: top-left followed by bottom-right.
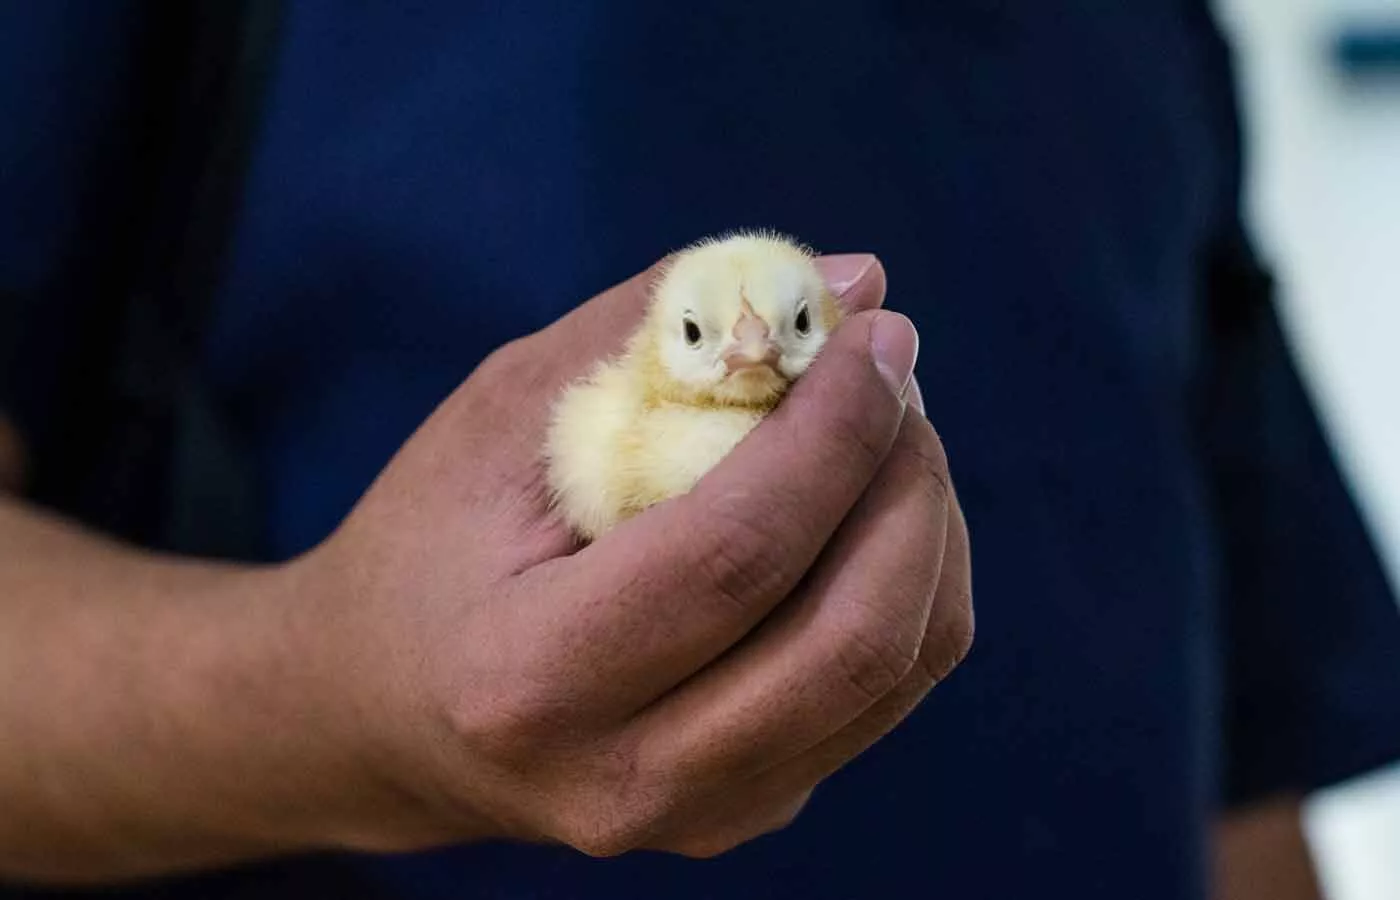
(642, 233), (842, 408)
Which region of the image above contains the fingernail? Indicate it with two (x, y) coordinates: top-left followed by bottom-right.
(814, 253), (877, 296)
(903, 374), (926, 414)
(870, 312), (919, 398)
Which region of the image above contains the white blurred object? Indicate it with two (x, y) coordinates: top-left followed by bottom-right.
(1307, 762), (1400, 900)
(1213, 0), (1400, 898)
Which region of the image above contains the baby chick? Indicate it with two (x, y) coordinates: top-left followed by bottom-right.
(545, 231), (843, 540)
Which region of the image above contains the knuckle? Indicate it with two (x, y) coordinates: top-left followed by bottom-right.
(445, 703), (533, 765)
(550, 740), (674, 858)
(765, 788), (813, 833)
(824, 398), (892, 476)
(556, 791), (666, 859)
(831, 616), (921, 704)
(944, 597), (976, 669)
(564, 819), (648, 859)
(687, 495), (793, 613)
(918, 593), (976, 686)
(671, 833), (743, 860)
(903, 420), (952, 504)
(446, 673), (581, 761)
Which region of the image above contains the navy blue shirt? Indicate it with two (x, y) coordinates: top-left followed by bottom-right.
(4, 3), (1400, 898)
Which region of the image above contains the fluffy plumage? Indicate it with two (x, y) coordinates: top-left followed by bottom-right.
(545, 231), (842, 540)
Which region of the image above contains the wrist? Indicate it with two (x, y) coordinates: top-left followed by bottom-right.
(191, 555), (403, 857)
(1, 550), (408, 882)
(273, 542), (504, 855)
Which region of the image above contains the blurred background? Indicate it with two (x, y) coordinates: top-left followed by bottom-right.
(1214, 0), (1400, 896)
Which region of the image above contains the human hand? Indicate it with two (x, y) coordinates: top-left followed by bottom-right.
(289, 254), (973, 858)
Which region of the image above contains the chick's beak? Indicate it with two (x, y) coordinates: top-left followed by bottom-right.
(723, 307), (781, 374)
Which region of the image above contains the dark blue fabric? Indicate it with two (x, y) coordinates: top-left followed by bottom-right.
(3, 2), (1400, 898)
(1201, 263), (1400, 806)
(0, 0), (146, 449)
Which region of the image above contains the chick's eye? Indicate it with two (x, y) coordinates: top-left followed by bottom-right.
(794, 302), (811, 336)
(683, 317), (702, 347)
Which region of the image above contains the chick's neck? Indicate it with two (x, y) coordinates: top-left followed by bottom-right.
(632, 328), (784, 413)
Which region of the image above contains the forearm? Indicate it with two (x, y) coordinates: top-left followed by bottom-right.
(1215, 795), (1325, 900)
(0, 498), (362, 884)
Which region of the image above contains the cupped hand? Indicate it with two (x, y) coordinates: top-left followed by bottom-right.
(291, 254), (973, 858)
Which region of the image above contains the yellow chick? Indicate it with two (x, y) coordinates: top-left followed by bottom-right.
(545, 231), (843, 541)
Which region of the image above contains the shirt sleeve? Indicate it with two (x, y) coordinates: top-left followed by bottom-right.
(1200, 227), (1400, 808)
(1187, 0), (1400, 807)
